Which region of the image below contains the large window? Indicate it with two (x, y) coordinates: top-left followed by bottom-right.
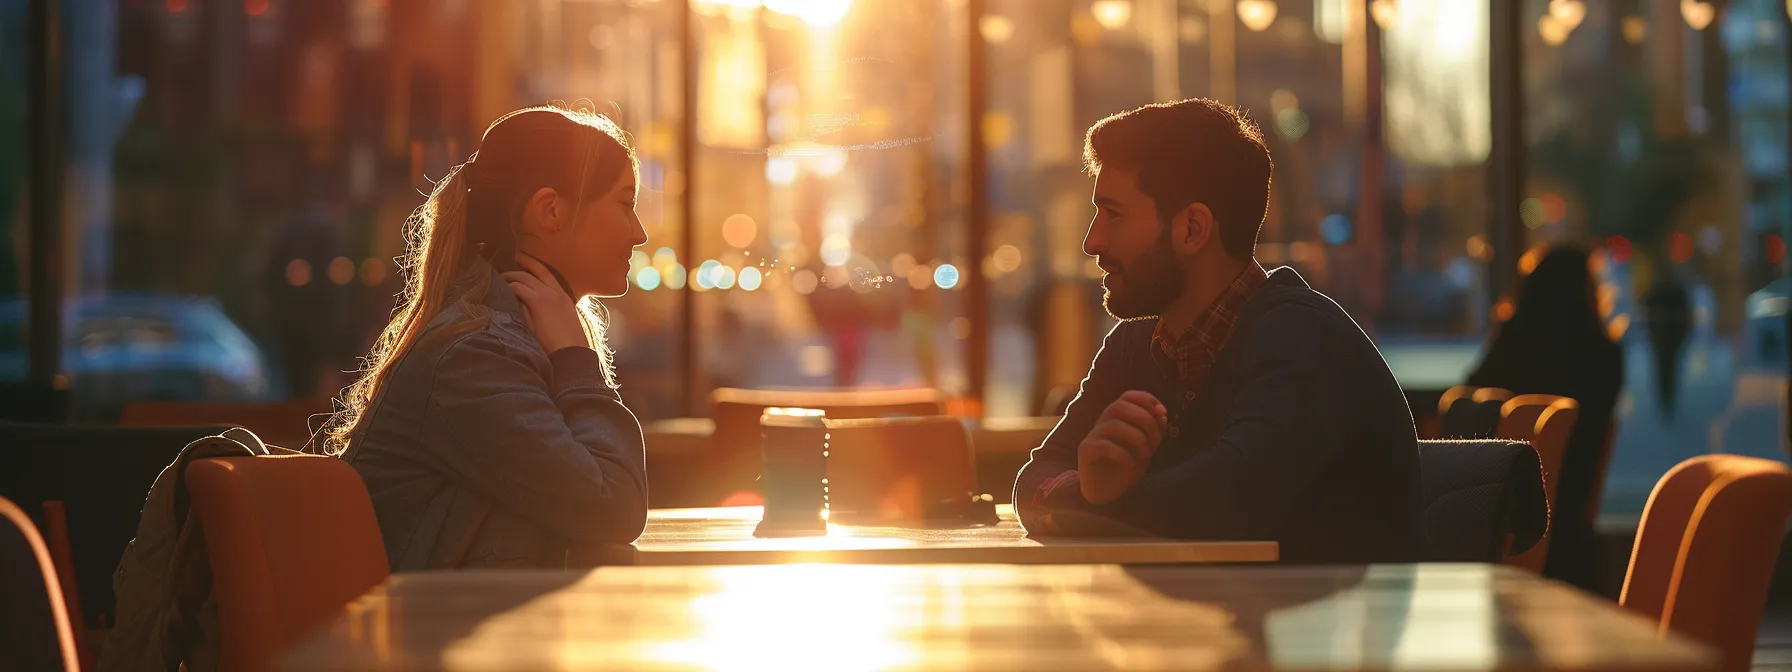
(687, 1), (970, 412)
(15, 0), (1789, 515)
(1521, 0), (1790, 512)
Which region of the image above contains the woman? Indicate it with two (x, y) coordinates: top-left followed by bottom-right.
(1466, 244), (1624, 590)
(326, 106), (650, 570)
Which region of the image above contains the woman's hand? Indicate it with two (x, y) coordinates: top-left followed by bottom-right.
(502, 254), (589, 354)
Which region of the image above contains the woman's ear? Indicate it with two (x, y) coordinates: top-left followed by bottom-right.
(518, 187), (562, 236)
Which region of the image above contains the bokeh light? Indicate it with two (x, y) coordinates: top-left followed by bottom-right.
(1681, 0), (1715, 31)
(792, 268), (820, 295)
(1465, 235), (1492, 261)
(1320, 214), (1352, 245)
(1270, 89), (1299, 114)
(1519, 198), (1545, 229)
(820, 234), (852, 267)
(1090, 0), (1131, 29)
(1538, 193), (1566, 224)
(1550, 0), (1586, 30)
(934, 263), (961, 290)
(1519, 246), (1544, 276)
(992, 245), (1022, 273)
(716, 265), (737, 289)
(766, 157), (798, 185)
(890, 253), (917, 278)
(1698, 225), (1722, 256)
(358, 258), (387, 286)
(908, 264), (933, 290)
(1670, 232), (1694, 263)
(636, 267), (663, 291)
(1447, 257), (1476, 289)
(980, 14), (1015, 43)
(1538, 15), (1571, 46)
(1607, 235), (1634, 264)
(722, 214), (758, 249)
(696, 260), (721, 289)
(1237, 0), (1279, 32)
(1274, 108), (1310, 140)
(285, 259), (312, 287)
(327, 256), (355, 285)
(1621, 15), (1647, 44)
(738, 266), (763, 291)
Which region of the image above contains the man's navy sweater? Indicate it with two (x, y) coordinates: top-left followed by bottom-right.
(1013, 267), (1425, 564)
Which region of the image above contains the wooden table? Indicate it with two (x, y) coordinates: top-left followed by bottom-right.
(626, 504), (1278, 565)
(283, 563), (1715, 671)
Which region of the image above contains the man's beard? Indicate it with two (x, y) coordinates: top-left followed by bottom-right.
(1101, 241), (1187, 321)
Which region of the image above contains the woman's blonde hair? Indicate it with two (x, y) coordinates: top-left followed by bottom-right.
(321, 105), (637, 455)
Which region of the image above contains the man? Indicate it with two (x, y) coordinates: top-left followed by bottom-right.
(1013, 99), (1424, 563)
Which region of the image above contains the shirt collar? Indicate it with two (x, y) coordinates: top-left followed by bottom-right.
(1151, 263), (1269, 382)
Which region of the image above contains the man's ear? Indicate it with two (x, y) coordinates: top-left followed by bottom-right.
(1169, 202), (1215, 257)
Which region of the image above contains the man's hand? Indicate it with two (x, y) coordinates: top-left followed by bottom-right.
(1078, 390), (1168, 504)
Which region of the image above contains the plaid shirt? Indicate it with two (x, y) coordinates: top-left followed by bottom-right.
(1029, 263), (1268, 531)
(1149, 263), (1270, 395)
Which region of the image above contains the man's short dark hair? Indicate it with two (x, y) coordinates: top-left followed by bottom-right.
(1083, 98), (1273, 260)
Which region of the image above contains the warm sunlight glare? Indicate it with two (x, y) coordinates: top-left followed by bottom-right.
(649, 565), (920, 671)
(1237, 0), (1279, 32)
(1091, 0), (1133, 30)
(765, 0), (854, 27)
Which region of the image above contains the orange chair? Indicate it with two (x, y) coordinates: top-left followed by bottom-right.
(186, 454), (389, 671)
(1499, 394), (1579, 572)
(40, 502), (94, 671)
(1437, 386), (1513, 438)
(0, 496), (81, 672)
(1620, 455), (1792, 672)
(120, 399), (335, 448)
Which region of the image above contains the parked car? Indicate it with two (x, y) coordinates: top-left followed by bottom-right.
(0, 293), (270, 420)
(1746, 277), (1788, 371)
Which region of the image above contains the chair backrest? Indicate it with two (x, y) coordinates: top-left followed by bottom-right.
(185, 454), (390, 672)
(824, 416), (980, 523)
(0, 421), (229, 627)
(1620, 454), (1792, 672)
(1498, 395), (1579, 505)
(0, 496), (81, 672)
(704, 388), (949, 502)
(1415, 439), (1549, 562)
(1437, 386), (1513, 439)
(1498, 395), (1579, 572)
(118, 399), (335, 447)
